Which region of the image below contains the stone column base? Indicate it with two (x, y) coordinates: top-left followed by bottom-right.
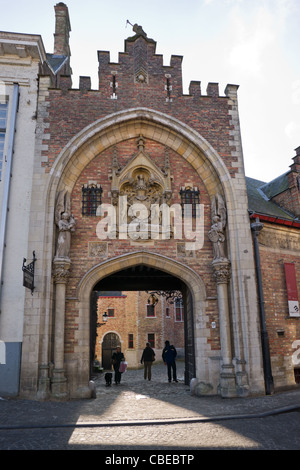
(236, 371), (250, 397)
(51, 368), (68, 399)
(36, 364), (50, 399)
(218, 364), (238, 398)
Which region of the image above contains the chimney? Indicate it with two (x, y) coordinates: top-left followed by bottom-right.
(54, 3), (71, 57)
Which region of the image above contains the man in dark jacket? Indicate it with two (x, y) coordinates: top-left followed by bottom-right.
(162, 340), (178, 382)
(141, 342), (155, 380)
(112, 346), (125, 384)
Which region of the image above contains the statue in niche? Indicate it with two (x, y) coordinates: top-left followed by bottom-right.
(54, 190), (76, 260)
(110, 137), (173, 239)
(121, 170), (164, 228)
(208, 193), (227, 261)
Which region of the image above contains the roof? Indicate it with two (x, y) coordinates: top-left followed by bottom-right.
(0, 31), (46, 62)
(259, 171), (290, 199)
(246, 176), (299, 223)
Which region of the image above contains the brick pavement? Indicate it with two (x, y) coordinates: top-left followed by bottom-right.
(0, 361), (300, 451)
(1, 360), (300, 427)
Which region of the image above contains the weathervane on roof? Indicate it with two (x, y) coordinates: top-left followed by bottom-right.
(126, 20), (147, 37)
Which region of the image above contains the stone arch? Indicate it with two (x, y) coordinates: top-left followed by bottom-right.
(48, 107), (232, 200)
(44, 107), (242, 277)
(71, 251), (209, 397)
(77, 250), (207, 303)
(45, 107), (240, 277)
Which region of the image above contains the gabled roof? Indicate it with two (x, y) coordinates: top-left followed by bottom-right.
(246, 176), (299, 224)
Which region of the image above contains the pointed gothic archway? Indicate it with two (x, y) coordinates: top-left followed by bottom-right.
(71, 251), (207, 397)
(91, 264), (195, 384)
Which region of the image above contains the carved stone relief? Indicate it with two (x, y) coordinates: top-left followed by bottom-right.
(88, 242), (108, 258)
(109, 136), (173, 239)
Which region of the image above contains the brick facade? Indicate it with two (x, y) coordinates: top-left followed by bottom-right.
(254, 224), (300, 387)
(23, 7), (264, 399)
(3, 3), (297, 400)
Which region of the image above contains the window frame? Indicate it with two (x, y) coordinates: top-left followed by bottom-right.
(82, 183), (103, 216)
(175, 299), (184, 322)
(107, 308), (115, 318)
(146, 304), (155, 317)
(0, 100), (8, 181)
(179, 186), (200, 218)
(147, 333), (155, 348)
(128, 333), (134, 349)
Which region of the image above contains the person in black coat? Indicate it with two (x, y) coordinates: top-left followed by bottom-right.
(112, 346), (125, 384)
(141, 342), (155, 380)
(162, 340), (178, 382)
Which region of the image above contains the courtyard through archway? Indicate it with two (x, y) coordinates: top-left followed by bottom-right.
(89, 264), (194, 385)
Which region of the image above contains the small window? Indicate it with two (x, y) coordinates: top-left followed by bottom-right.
(166, 307), (170, 317)
(107, 308), (115, 317)
(148, 333), (155, 348)
(0, 101), (8, 181)
(147, 304), (155, 317)
(175, 299), (184, 322)
(0, 102), (8, 129)
(128, 334), (134, 349)
(82, 184), (103, 216)
(179, 186), (200, 218)
(0, 133), (5, 179)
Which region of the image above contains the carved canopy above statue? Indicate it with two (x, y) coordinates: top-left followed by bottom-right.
(109, 136), (173, 234)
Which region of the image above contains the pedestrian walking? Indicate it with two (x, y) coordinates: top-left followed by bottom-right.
(162, 340), (178, 382)
(111, 346), (125, 384)
(141, 342), (155, 380)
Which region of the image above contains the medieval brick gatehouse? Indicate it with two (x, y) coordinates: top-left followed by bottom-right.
(0, 3), (299, 399)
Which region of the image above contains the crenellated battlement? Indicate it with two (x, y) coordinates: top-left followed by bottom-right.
(46, 20), (237, 103)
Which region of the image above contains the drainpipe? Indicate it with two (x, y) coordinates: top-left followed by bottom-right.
(0, 83), (19, 311)
(251, 217), (274, 395)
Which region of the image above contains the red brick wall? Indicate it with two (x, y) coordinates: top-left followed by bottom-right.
(41, 36), (236, 176)
(258, 231), (300, 386)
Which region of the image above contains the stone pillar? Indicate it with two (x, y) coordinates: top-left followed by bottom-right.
(212, 258), (238, 398)
(37, 364), (50, 400)
(51, 258), (70, 399)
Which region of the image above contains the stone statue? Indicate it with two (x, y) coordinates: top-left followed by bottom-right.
(208, 194), (227, 260)
(54, 190), (75, 260)
(127, 20), (147, 38)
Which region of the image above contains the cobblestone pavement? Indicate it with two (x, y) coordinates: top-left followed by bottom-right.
(0, 361), (300, 451)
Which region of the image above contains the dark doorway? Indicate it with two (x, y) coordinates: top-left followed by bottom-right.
(90, 264), (196, 384)
(102, 333), (121, 370)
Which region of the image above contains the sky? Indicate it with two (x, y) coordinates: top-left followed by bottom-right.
(1, 0), (299, 182)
